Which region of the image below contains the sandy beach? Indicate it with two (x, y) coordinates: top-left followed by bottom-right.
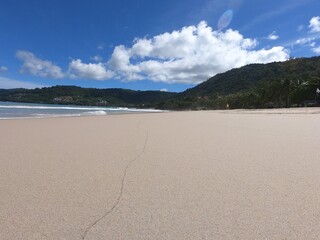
(1, 109), (320, 240)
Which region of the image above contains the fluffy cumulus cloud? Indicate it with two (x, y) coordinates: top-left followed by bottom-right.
(108, 21), (289, 84)
(309, 16), (320, 33)
(16, 51), (64, 79)
(267, 31), (279, 40)
(68, 59), (114, 80)
(16, 22), (289, 84)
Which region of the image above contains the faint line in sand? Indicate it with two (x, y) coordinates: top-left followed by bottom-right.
(81, 121), (149, 240)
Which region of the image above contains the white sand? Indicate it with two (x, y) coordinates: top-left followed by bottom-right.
(1, 110), (320, 239)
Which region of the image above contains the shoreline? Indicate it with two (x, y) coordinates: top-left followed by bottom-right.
(0, 111), (165, 121)
(0, 101), (165, 120)
(222, 107), (320, 114)
(1, 107), (320, 121)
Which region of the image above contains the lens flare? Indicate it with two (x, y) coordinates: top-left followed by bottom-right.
(218, 9), (233, 30)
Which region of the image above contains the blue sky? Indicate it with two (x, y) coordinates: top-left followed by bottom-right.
(1, 0), (320, 92)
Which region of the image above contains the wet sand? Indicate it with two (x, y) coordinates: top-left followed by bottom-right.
(1, 110), (320, 239)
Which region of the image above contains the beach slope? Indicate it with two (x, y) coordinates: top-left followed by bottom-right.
(1, 110), (320, 239)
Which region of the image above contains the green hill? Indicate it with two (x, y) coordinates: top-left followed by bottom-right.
(0, 86), (177, 108)
(159, 57), (320, 110)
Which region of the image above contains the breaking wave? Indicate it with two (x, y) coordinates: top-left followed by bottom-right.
(0, 104), (163, 112)
(0, 102), (164, 120)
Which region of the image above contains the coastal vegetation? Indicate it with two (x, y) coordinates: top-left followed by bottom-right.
(159, 56), (320, 110)
(1, 56), (320, 110)
(0, 86), (177, 108)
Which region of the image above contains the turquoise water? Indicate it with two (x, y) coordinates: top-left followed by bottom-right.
(0, 102), (162, 119)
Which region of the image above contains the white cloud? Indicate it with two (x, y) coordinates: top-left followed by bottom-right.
(16, 51), (64, 79)
(295, 37), (316, 45)
(309, 16), (320, 33)
(108, 21), (289, 84)
(68, 59), (114, 80)
(90, 55), (103, 62)
(108, 45), (144, 81)
(312, 46), (320, 54)
(0, 77), (44, 89)
(0, 66), (8, 73)
(15, 22), (289, 84)
(267, 31), (279, 40)
(293, 35), (320, 54)
(309, 42), (316, 47)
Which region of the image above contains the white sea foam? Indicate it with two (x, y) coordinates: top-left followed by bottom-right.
(0, 102), (165, 120)
(0, 110), (108, 120)
(0, 104), (163, 112)
(34, 110), (107, 117)
(0, 105), (112, 110)
(82, 110), (108, 116)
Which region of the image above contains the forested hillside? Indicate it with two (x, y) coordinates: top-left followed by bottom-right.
(159, 57), (320, 109)
(0, 86), (177, 108)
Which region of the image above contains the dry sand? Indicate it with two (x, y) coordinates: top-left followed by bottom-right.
(1, 109), (320, 239)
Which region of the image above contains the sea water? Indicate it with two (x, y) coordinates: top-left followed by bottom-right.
(0, 102), (163, 119)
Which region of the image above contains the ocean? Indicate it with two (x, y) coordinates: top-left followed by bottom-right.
(0, 102), (163, 119)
